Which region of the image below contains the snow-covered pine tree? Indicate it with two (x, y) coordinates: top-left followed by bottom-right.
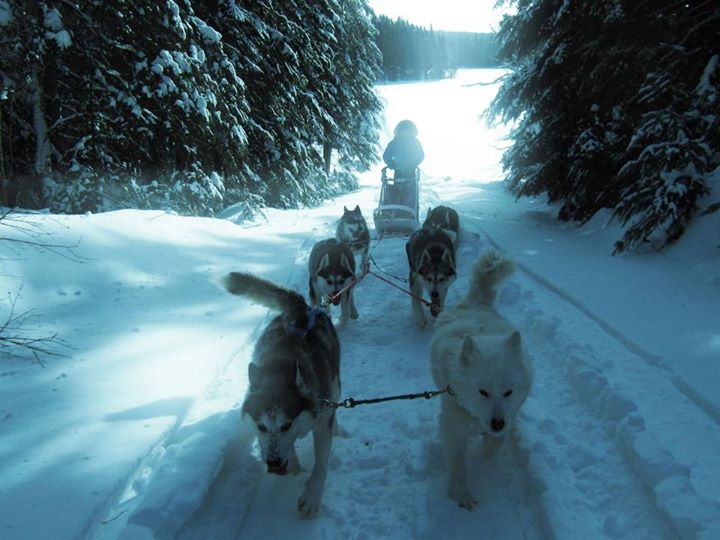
(612, 4), (719, 252)
(2, 0), (385, 215)
(490, 0), (719, 252)
(1, 0), (250, 214)
(314, 1), (382, 177)
(202, 0), (381, 208)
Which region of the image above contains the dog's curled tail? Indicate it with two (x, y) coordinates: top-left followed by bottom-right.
(222, 272), (307, 316)
(465, 250), (514, 306)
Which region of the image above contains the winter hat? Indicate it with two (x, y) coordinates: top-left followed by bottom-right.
(394, 119), (418, 137)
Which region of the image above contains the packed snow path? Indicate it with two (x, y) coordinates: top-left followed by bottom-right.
(163, 204), (718, 540)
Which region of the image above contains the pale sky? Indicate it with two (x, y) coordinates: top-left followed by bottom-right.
(368, 0), (513, 33)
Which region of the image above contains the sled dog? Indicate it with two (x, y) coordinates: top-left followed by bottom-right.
(222, 271), (341, 518)
(405, 227), (456, 328)
(308, 238), (358, 323)
(336, 205), (370, 270)
(423, 205), (460, 246)
(430, 250), (532, 510)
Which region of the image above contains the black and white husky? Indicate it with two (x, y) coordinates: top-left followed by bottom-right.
(423, 205), (460, 246)
(405, 227), (457, 329)
(308, 238), (358, 324)
(335, 205), (370, 270)
(222, 271), (341, 518)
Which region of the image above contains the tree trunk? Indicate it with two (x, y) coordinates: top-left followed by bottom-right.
(31, 63), (51, 178)
(323, 141), (332, 175)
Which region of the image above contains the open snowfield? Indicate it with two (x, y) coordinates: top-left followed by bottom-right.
(1, 69), (719, 539)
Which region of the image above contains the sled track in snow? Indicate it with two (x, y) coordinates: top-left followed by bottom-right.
(475, 220), (720, 428)
(473, 222), (720, 538)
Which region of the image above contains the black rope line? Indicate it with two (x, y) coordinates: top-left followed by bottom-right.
(320, 386), (454, 410)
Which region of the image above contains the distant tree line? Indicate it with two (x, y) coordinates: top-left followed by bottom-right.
(374, 15), (499, 81)
(489, 1), (719, 253)
(0, 0), (382, 215)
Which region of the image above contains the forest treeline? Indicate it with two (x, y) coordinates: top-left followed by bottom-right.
(374, 15), (498, 81)
(0, 0), (382, 215)
(490, 1), (719, 253)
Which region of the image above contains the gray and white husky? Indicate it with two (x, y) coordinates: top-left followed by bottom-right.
(335, 205), (370, 270)
(222, 271), (341, 518)
(430, 250), (532, 510)
(309, 238), (358, 324)
(423, 205), (460, 246)
(405, 227), (457, 329)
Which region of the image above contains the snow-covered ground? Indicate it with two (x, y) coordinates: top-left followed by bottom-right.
(1, 69), (719, 539)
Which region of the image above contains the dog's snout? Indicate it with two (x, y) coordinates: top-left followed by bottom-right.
(491, 418), (505, 432)
(266, 458), (288, 475)
(431, 290), (439, 298)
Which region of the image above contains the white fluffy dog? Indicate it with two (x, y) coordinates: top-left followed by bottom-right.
(430, 249), (532, 510)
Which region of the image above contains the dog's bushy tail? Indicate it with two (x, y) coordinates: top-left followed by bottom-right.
(464, 250), (514, 306)
(222, 272), (307, 317)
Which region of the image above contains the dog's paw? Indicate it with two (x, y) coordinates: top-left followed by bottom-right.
(350, 306), (359, 319)
(298, 488), (322, 518)
(449, 484), (477, 511)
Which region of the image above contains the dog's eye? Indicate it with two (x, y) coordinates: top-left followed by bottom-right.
(503, 390), (513, 398)
(438, 277), (446, 282)
(478, 389), (490, 398)
(257, 423), (268, 433)
(325, 279), (333, 285)
(280, 422), (292, 432)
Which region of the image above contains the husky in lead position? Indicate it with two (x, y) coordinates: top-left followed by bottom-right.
(405, 227), (457, 328)
(430, 250), (532, 510)
(308, 238), (358, 323)
(336, 205), (370, 270)
(222, 271), (341, 518)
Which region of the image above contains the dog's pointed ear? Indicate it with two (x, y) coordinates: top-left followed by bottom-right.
(248, 362), (262, 387)
(420, 248), (432, 267)
(460, 334), (476, 365)
(507, 331), (522, 349)
(354, 204), (360, 212)
(426, 207), (432, 219)
(318, 253), (330, 270)
(343, 206), (349, 214)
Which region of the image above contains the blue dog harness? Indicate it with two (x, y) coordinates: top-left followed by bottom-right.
(288, 306), (329, 337)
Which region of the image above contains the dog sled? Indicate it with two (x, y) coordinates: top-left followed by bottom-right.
(373, 166), (420, 235)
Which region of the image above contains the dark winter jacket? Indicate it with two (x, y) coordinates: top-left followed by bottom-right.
(382, 134), (424, 179)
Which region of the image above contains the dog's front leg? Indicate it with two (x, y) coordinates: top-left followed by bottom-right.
(410, 278), (427, 329)
(440, 399), (476, 510)
(298, 411), (334, 517)
(288, 445), (303, 475)
(360, 248), (369, 273)
(348, 289), (359, 320)
(339, 292), (351, 324)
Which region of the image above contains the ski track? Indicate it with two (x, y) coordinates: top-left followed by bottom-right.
(168, 200), (720, 539)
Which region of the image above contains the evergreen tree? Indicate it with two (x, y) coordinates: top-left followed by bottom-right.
(0, 0), (383, 214)
(490, 0), (719, 252)
(372, 15), (498, 81)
